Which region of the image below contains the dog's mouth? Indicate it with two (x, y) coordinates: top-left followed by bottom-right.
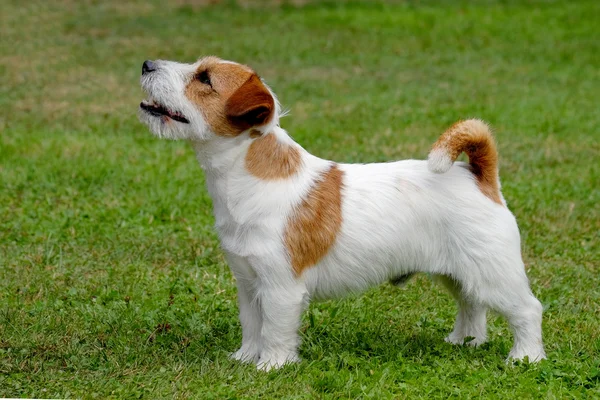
(140, 100), (189, 124)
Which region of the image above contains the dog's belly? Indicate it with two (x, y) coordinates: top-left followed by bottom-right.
(302, 222), (439, 300)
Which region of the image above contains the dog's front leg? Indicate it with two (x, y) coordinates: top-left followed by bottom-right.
(225, 254), (262, 364)
(230, 276), (262, 363)
(256, 282), (307, 371)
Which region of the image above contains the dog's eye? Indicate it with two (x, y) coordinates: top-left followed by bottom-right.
(196, 70), (211, 86)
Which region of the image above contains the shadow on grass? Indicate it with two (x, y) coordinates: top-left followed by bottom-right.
(299, 322), (508, 366)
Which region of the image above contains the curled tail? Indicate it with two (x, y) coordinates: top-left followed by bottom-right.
(428, 119), (503, 205)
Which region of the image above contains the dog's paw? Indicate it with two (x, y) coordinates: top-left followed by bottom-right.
(256, 352), (300, 372)
(507, 347), (546, 363)
(445, 332), (487, 347)
(230, 345), (260, 364)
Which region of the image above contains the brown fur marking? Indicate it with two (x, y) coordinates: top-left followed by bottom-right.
(249, 129), (262, 138)
(285, 165), (344, 276)
(226, 75), (274, 131)
(245, 133), (301, 180)
(185, 56), (274, 136)
(432, 120), (503, 205)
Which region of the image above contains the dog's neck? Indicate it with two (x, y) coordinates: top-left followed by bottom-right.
(189, 126), (332, 247)
(190, 134), (248, 176)
(189, 126), (315, 207)
(190, 126), (297, 173)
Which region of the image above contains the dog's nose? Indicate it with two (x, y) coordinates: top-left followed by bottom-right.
(142, 60), (157, 75)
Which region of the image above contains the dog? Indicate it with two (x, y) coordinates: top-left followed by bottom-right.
(138, 56), (546, 371)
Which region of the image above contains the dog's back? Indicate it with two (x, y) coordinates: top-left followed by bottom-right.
(303, 158), (519, 300)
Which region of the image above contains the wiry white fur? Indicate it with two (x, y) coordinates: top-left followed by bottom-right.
(139, 58), (546, 371)
(427, 147), (454, 173)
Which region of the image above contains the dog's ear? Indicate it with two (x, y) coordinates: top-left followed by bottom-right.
(226, 75), (275, 130)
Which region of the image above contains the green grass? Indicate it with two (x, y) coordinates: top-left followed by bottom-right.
(1, 0), (599, 398)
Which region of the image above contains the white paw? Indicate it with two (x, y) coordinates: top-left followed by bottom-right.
(507, 347), (546, 363)
(256, 352), (300, 372)
(230, 345), (259, 364)
(445, 333), (487, 346)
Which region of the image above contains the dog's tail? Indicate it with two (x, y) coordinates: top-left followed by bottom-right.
(427, 119), (503, 205)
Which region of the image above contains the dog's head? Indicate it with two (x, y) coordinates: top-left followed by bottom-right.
(139, 56), (279, 141)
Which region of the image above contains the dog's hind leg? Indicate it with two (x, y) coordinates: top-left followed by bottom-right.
(479, 273), (546, 362)
(504, 293), (545, 362)
(444, 258), (546, 362)
(435, 275), (488, 346)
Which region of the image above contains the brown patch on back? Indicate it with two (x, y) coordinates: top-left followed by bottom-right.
(184, 57), (274, 136)
(245, 133), (301, 180)
(285, 165), (344, 276)
(432, 120), (503, 205)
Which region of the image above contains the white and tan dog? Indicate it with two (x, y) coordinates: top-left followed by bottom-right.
(138, 56), (546, 371)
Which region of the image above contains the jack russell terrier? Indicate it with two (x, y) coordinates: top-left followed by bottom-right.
(138, 56), (546, 371)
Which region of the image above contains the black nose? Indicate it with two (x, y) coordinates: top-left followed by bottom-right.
(142, 60), (156, 75)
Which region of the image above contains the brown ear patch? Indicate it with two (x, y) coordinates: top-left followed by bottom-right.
(245, 133), (301, 180)
(184, 57), (274, 136)
(285, 164), (344, 276)
(226, 75), (274, 131)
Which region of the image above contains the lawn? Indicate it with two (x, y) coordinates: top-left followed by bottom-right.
(1, 0), (599, 398)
